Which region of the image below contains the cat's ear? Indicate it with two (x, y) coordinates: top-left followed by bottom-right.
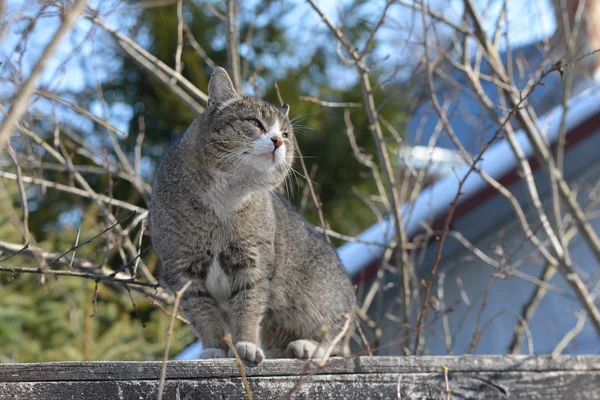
(208, 67), (240, 107)
(280, 104), (289, 117)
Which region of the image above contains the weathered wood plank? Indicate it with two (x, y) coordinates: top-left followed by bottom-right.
(3, 355), (600, 382)
(1, 356), (599, 399)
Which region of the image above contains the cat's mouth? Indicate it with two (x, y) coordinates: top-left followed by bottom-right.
(257, 151), (276, 162)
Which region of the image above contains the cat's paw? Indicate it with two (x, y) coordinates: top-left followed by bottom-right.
(199, 348), (227, 359)
(229, 341), (265, 363)
(285, 340), (326, 359)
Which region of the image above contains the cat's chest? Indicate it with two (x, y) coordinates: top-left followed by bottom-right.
(205, 256), (231, 310)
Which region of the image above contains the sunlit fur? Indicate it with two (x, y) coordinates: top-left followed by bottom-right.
(183, 95), (294, 218)
(149, 68), (355, 364)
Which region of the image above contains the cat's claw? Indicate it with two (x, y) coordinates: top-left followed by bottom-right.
(229, 341), (265, 363)
(285, 340), (326, 359)
(199, 348), (227, 359)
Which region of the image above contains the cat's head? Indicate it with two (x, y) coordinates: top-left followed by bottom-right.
(198, 67), (294, 190)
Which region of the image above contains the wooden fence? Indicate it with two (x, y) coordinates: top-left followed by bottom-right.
(1, 355), (599, 399)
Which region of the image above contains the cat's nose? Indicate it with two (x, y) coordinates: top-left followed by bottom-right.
(271, 137), (283, 150)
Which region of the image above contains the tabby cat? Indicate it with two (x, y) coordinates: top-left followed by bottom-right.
(149, 67), (355, 363)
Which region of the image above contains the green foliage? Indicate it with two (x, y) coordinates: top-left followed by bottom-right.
(0, 181), (194, 362)
(0, 271), (194, 362)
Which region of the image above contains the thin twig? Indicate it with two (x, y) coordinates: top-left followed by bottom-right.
(157, 280), (191, 400)
(36, 90), (129, 137)
(319, 313), (351, 367)
(463, 0), (600, 335)
(224, 333), (253, 400)
(306, 0), (411, 333)
(299, 96), (361, 108)
(441, 365), (451, 400)
(174, 0), (184, 76)
(68, 216), (83, 271)
(87, 14), (207, 109)
(360, 0), (394, 57)
(552, 311), (587, 355)
(183, 23), (217, 69)
(0, 240), (170, 302)
(7, 145), (30, 243)
(0, 265), (159, 288)
(226, 0), (241, 91)
(0, 171), (144, 213)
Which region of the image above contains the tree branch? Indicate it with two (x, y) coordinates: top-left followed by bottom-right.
(0, 0), (88, 150)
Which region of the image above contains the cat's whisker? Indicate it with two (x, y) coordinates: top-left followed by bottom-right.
(290, 166), (320, 188)
(290, 166), (301, 194)
(212, 148), (250, 170)
(288, 173), (298, 201)
(289, 169), (301, 197)
(289, 111), (319, 124)
(284, 173), (294, 202)
(291, 124), (317, 133)
(290, 126), (318, 137)
(230, 152), (254, 179)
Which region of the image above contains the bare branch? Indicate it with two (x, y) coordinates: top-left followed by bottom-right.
(0, 171), (145, 213)
(299, 96), (361, 108)
(360, 0), (394, 57)
(226, 0), (241, 91)
(552, 311), (586, 356)
(0, 0), (88, 150)
(87, 14), (207, 108)
(174, 0), (184, 76)
(463, 0), (600, 336)
(319, 313), (351, 367)
(157, 280), (191, 400)
(7, 145), (30, 243)
(0, 265), (158, 288)
(306, 0), (411, 335)
(224, 333), (253, 400)
(183, 23), (217, 69)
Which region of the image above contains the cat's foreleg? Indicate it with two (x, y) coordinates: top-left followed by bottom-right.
(162, 257), (229, 359)
(180, 294), (228, 359)
(227, 282), (267, 363)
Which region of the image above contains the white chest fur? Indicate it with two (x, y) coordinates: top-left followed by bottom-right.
(206, 257), (231, 310)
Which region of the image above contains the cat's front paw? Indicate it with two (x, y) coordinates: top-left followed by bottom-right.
(229, 341), (265, 363)
(285, 340), (325, 359)
(199, 348), (227, 359)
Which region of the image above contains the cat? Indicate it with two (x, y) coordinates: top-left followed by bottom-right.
(149, 67), (356, 363)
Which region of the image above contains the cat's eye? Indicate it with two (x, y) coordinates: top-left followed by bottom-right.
(246, 118), (265, 132)
(282, 132), (289, 138)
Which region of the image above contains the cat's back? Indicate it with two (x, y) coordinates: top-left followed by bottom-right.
(150, 138), (186, 215)
(270, 191), (344, 270)
(151, 116), (204, 203)
(270, 191), (321, 239)
(149, 133), (206, 248)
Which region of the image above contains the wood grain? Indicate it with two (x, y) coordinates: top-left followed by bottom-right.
(1, 356), (599, 399)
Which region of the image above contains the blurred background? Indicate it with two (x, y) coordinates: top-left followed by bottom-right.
(1, 0), (600, 362)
